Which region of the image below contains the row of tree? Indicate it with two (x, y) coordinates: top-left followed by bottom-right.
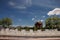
(0, 16), (60, 31)
(45, 16), (60, 29)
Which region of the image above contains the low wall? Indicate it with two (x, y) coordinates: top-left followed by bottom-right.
(0, 28), (60, 36)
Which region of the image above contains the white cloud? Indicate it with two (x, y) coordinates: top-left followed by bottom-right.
(42, 16), (45, 18)
(40, 20), (44, 22)
(32, 16), (37, 21)
(9, 1), (26, 9)
(8, 0), (32, 9)
(32, 16), (44, 23)
(25, 25), (33, 27)
(9, 1), (15, 6)
(35, 19), (44, 22)
(10, 25), (20, 27)
(53, 8), (60, 15)
(37, 20), (44, 22)
(26, 0), (32, 6)
(14, 6), (26, 9)
(48, 11), (55, 16)
(48, 8), (60, 16)
(32, 18), (35, 21)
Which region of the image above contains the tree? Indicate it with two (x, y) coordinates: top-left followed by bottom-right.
(16, 26), (22, 31)
(9, 26), (16, 30)
(35, 21), (43, 29)
(24, 26), (30, 31)
(33, 26), (38, 31)
(1, 17), (12, 28)
(0, 20), (2, 25)
(45, 16), (60, 29)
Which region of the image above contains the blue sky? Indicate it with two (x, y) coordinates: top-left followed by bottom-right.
(0, 0), (60, 26)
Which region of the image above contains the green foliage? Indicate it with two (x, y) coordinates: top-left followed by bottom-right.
(33, 26), (38, 31)
(0, 20), (2, 25)
(9, 26), (16, 30)
(41, 28), (45, 31)
(16, 26), (22, 31)
(45, 16), (60, 29)
(24, 26), (30, 31)
(0, 17), (12, 28)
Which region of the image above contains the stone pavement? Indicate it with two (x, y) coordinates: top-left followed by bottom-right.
(0, 36), (60, 40)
